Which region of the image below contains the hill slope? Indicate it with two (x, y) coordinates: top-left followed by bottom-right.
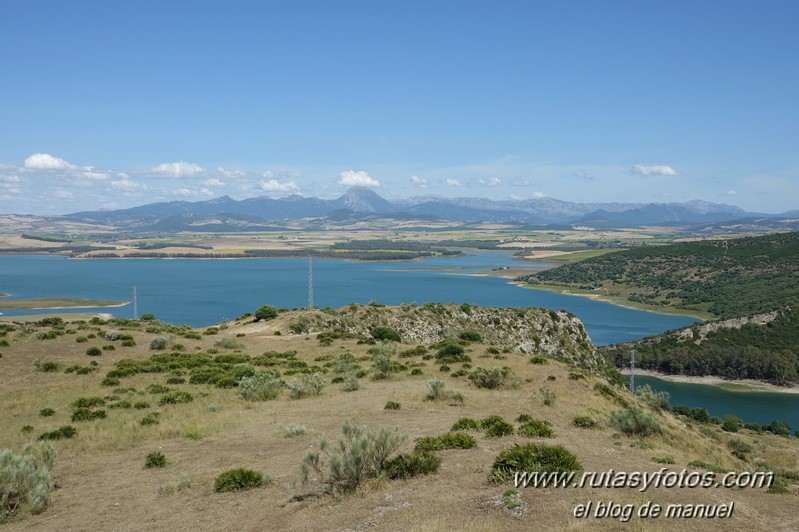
(0, 307), (797, 530)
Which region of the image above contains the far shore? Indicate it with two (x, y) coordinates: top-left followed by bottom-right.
(0, 297), (129, 310)
(622, 368), (799, 394)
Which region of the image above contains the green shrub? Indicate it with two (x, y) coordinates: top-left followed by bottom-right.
(21, 426), (33, 434)
(159, 391), (193, 406)
(214, 337), (243, 350)
(85, 346), (102, 356)
(485, 419), (515, 438)
(76, 336), (87, 343)
(286, 372), (325, 399)
(728, 439), (753, 460)
(146, 384), (171, 394)
(254, 305), (278, 321)
(384, 401), (401, 411)
(301, 421), (406, 496)
(145, 451), (166, 469)
(529, 356), (548, 365)
(594, 382), (629, 407)
(214, 468), (266, 492)
(572, 416), (598, 429)
(238, 372), (283, 401)
(35, 361), (60, 373)
(517, 419), (554, 438)
(468, 367), (510, 389)
(133, 401), (150, 410)
(451, 418), (479, 431)
(140, 413), (161, 426)
(149, 337), (167, 350)
(490, 443), (582, 484)
(410, 368), (423, 376)
(399, 346), (427, 358)
(342, 375), (360, 392)
(435, 343), (470, 364)
(384, 452), (440, 480)
(0, 441), (56, 521)
(414, 432), (476, 452)
(39, 408), (55, 418)
(71, 396), (105, 408)
(721, 415), (744, 433)
(71, 408), (106, 422)
(609, 407), (661, 437)
(458, 330), (482, 342)
(370, 326), (401, 343)
(38, 426), (77, 441)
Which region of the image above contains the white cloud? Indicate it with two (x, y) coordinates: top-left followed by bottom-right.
(629, 164), (678, 177)
(1, 174), (20, 183)
(53, 189), (73, 199)
(80, 171), (108, 181)
(446, 178), (463, 187)
(202, 178), (225, 187)
(532, 191), (545, 198)
(23, 153), (77, 170)
(723, 190), (738, 196)
(410, 175), (427, 187)
(110, 178), (145, 191)
(150, 161), (205, 178)
(260, 179), (299, 193)
(511, 179), (531, 186)
(478, 176), (502, 187)
(217, 167), (246, 178)
(337, 170), (380, 187)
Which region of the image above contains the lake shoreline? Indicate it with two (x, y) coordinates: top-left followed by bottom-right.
(621, 368), (799, 394)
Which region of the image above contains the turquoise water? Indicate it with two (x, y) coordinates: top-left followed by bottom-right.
(0, 252), (695, 345)
(627, 375), (799, 431)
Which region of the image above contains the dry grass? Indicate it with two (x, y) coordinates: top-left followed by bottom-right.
(1, 312), (797, 531)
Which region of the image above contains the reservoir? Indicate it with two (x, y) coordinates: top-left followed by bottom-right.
(626, 375), (799, 431)
(0, 251), (695, 345)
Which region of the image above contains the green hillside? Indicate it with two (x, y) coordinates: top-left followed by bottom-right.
(517, 232), (799, 319)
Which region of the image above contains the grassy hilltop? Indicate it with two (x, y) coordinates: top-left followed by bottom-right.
(1, 306), (798, 530)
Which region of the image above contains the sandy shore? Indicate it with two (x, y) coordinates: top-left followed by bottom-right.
(622, 368), (799, 394)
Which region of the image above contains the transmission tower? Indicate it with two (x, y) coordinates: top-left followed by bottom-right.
(629, 349), (636, 393)
(308, 256), (314, 310)
(133, 286), (138, 320)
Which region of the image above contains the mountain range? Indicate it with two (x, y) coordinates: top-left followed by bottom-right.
(57, 187), (792, 230)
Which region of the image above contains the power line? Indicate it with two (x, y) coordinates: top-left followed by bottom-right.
(133, 286), (138, 320)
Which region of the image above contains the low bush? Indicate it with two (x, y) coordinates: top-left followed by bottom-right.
(370, 326), (401, 343)
(0, 441), (56, 521)
(158, 391), (193, 406)
(280, 424), (309, 438)
(214, 468), (266, 492)
(85, 346), (102, 357)
(238, 372), (283, 401)
(286, 372), (325, 399)
(301, 421), (406, 496)
(384, 452), (440, 480)
(414, 432), (476, 452)
(71, 408), (106, 422)
(39, 408), (55, 418)
(468, 367), (510, 389)
(571, 416), (598, 429)
(490, 443), (582, 484)
(721, 415), (744, 433)
(145, 451), (166, 469)
(384, 401), (401, 411)
(149, 337), (167, 350)
(35, 361), (59, 373)
(38, 426), (77, 441)
(451, 417), (479, 431)
(435, 343), (470, 364)
(609, 407), (661, 437)
(517, 419), (554, 438)
(140, 413), (161, 426)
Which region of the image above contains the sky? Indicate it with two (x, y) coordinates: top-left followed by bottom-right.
(0, 0), (797, 214)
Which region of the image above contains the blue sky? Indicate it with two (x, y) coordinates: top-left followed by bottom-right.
(1, 1), (797, 214)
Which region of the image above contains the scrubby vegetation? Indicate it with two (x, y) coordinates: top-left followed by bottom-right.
(213, 468), (266, 492)
(490, 443), (582, 484)
(1, 441), (56, 522)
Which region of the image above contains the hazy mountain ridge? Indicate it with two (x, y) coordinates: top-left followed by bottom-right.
(52, 186), (778, 229)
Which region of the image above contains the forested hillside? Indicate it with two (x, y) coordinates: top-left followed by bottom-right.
(518, 232), (799, 319)
(600, 308), (799, 384)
